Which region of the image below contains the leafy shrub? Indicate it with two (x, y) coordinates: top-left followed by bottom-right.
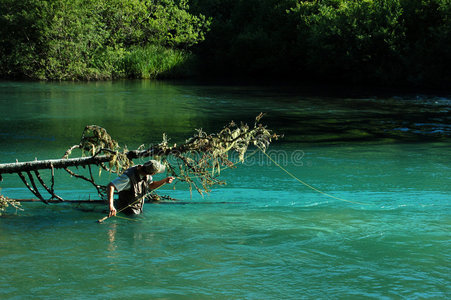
(0, 0), (210, 80)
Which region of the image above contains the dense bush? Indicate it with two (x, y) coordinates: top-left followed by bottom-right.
(0, 0), (210, 80)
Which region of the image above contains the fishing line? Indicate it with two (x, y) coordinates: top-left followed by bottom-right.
(114, 214), (139, 222)
(99, 145), (364, 222)
(258, 147), (369, 206)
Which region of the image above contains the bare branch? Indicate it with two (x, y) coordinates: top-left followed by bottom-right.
(17, 172), (47, 204)
(33, 170), (64, 202)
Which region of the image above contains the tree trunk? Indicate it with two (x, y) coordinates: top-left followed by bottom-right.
(0, 144), (194, 175)
(0, 155), (111, 174)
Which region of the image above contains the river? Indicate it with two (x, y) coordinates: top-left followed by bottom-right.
(0, 80), (450, 299)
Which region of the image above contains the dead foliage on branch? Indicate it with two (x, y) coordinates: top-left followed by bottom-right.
(0, 194), (22, 215)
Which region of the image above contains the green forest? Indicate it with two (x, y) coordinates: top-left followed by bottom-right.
(1, 0), (450, 87)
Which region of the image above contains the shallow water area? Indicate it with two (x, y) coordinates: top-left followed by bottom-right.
(0, 81), (450, 299)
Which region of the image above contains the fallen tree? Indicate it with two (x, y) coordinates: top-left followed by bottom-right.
(0, 114), (279, 206)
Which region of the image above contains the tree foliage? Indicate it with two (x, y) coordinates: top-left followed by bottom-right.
(190, 0), (451, 87)
(0, 0), (210, 80)
(1, 0), (450, 86)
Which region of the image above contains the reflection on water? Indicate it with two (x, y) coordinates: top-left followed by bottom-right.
(0, 81), (450, 157)
(107, 223), (117, 252)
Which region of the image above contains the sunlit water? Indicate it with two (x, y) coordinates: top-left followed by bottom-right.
(0, 81), (450, 299)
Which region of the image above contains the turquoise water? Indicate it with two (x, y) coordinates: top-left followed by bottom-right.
(0, 81), (450, 299)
